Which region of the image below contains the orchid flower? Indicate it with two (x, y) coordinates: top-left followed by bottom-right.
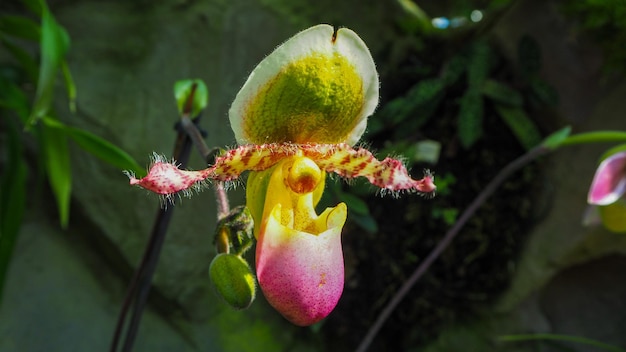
(128, 24), (436, 325)
(587, 148), (626, 233)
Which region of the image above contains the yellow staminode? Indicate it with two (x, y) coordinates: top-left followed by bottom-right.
(245, 52), (363, 144)
(229, 24), (379, 146)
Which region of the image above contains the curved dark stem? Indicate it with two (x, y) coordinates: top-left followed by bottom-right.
(355, 145), (550, 352)
(120, 203), (175, 351)
(110, 86), (201, 352)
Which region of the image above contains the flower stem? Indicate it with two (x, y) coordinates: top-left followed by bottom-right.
(179, 115), (230, 220)
(560, 131), (626, 146)
(111, 118), (197, 352)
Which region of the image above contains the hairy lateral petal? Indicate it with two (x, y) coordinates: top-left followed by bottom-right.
(300, 143), (436, 194)
(128, 145), (300, 195)
(127, 160), (210, 195)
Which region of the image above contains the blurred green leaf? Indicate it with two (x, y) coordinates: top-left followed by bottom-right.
(21, 0), (43, 16)
(61, 60), (76, 113)
(499, 333), (626, 352)
(396, 0), (433, 33)
(0, 122), (27, 303)
(26, 7), (69, 127)
(432, 207), (458, 226)
(43, 117), (145, 176)
(349, 212), (379, 234)
(41, 123), (71, 227)
(174, 79), (209, 117)
(0, 15), (40, 41)
(0, 78), (30, 123)
(529, 77), (559, 106)
(373, 78), (445, 138)
(517, 34), (541, 76)
(467, 40), (492, 87)
(457, 89), (483, 148)
(494, 105), (542, 150)
(541, 126), (571, 150)
(481, 79), (523, 107)
(441, 54), (468, 86)
(339, 192), (370, 216)
(1, 38), (39, 82)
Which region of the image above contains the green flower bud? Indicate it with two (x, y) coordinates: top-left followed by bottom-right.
(209, 253), (256, 310)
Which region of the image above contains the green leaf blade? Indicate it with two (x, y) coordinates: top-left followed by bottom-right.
(42, 118), (145, 176)
(41, 123), (72, 227)
(481, 79), (523, 107)
(0, 122), (28, 303)
(541, 126), (571, 150)
(494, 105), (542, 150)
(0, 15), (41, 41)
(26, 8), (69, 127)
(457, 89), (484, 148)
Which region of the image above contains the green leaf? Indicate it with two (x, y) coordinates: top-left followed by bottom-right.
(0, 15), (41, 41)
(494, 105), (542, 150)
(441, 54), (468, 86)
(174, 79), (209, 117)
(467, 39), (492, 87)
(541, 126), (571, 150)
(517, 34), (541, 76)
(26, 7), (70, 127)
(481, 79), (523, 107)
(0, 78), (30, 123)
(61, 60), (76, 113)
(349, 212), (379, 234)
(0, 122), (27, 303)
(457, 89), (484, 148)
(376, 78), (445, 138)
(1, 38), (39, 82)
(499, 333), (626, 352)
(530, 77), (559, 106)
(21, 0), (43, 16)
(339, 192), (370, 216)
(42, 118), (145, 176)
(41, 123), (72, 227)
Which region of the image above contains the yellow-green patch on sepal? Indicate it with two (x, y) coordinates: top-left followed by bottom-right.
(599, 200), (626, 233)
(229, 24), (379, 146)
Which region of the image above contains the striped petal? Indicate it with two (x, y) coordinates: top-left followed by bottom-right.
(299, 143), (436, 195)
(128, 143), (436, 197)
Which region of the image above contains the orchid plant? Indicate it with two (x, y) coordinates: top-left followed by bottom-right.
(127, 24), (436, 326)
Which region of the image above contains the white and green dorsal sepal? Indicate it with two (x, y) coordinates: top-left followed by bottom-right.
(229, 24), (379, 146)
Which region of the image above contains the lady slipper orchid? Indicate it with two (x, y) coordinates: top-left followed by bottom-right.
(128, 24), (436, 325)
(587, 149), (626, 233)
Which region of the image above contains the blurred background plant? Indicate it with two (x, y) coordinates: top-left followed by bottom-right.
(0, 0), (142, 303)
(320, 0), (625, 350)
(561, 0), (626, 75)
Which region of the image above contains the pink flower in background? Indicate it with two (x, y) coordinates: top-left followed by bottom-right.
(588, 151), (626, 206)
